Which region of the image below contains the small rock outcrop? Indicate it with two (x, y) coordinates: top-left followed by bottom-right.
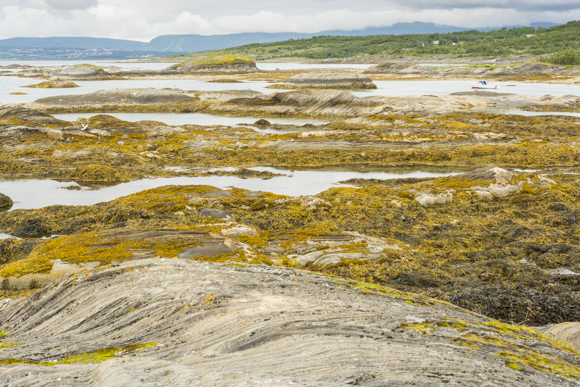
(363, 62), (411, 74)
(165, 56), (259, 73)
(0, 193), (12, 209)
(24, 81), (79, 88)
(268, 72), (377, 89)
(56, 65), (105, 78)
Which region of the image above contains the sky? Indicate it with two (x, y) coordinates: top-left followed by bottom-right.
(1, 0), (579, 42)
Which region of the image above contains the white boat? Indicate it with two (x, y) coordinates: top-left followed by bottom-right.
(471, 81), (498, 89)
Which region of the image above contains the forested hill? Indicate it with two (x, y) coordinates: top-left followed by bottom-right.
(203, 20), (580, 61)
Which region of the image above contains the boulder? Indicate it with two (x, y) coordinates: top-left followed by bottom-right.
(415, 192), (453, 207)
(0, 193), (12, 209)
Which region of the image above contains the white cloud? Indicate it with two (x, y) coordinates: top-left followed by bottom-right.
(45, 0), (98, 11)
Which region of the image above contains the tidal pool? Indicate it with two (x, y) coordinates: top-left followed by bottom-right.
(0, 167), (457, 210)
(52, 112), (330, 133)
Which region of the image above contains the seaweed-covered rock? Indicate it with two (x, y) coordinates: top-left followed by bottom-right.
(24, 81), (79, 88)
(13, 218), (51, 238)
(167, 56), (258, 73)
(0, 193), (12, 209)
(73, 164), (121, 182)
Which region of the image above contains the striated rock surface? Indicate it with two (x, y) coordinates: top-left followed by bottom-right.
(542, 322), (580, 351)
(268, 72), (377, 89)
(0, 258), (579, 386)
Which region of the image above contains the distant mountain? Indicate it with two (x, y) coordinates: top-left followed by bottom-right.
(140, 22), (562, 53)
(0, 21), (563, 59)
(0, 37), (145, 50)
(143, 32), (313, 53)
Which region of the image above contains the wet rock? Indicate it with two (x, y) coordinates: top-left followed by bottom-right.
(254, 119), (271, 126)
(0, 193), (12, 209)
(13, 218), (51, 238)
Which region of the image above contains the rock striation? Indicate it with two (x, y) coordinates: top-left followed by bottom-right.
(0, 258), (579, 386)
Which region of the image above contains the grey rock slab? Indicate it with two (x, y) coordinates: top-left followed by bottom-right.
(0, 259), (578, 386)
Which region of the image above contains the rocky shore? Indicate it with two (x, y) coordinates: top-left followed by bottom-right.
(1, 258), (579, 386)
(2, 58), (580, 385)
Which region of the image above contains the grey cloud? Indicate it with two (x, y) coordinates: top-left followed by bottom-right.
(390, 0), (580, 11)
(45, 0), (98, 10)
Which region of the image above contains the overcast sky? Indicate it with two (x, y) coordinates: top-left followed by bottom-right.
(1, 0), (579, 41)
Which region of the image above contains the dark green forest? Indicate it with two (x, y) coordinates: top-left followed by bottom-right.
(202, 20), (580, 63)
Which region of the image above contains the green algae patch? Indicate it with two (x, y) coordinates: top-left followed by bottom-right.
(0, 341), (22, 349)
(495, 350), (580, 379)
(73, 164), (122, 182)
(0, 342), (157, 366)
(23, 229), (213, 269)
(0, 255), (53, 278)
(24, 81), (79, 89)
(172, 55), (255, 70)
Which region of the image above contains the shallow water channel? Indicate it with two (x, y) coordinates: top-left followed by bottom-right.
(0, 167), (457, 210)
(53, 112), (330, 133)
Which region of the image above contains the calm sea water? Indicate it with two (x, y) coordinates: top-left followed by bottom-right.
(53, 112), (329, 133)
(0, 167), (457, 210)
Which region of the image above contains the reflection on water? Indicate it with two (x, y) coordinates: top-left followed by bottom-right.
(53, 112), (330, 133)
(0, 167), (458, 210)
